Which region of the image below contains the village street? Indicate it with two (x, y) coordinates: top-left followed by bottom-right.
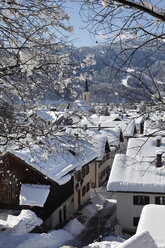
(62, 188), (117, 248)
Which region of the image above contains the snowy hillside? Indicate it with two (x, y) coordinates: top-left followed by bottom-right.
(42, 38), (165, 104)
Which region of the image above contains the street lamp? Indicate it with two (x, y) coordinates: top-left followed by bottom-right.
(96, 204), (103, 241)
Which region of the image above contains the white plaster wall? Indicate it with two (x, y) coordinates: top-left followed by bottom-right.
(82, 92), (91, 105)
(117, 192), (164, 232)
(45, 195), (74, 230)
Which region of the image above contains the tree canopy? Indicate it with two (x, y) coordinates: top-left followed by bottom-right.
(0, 0), (97, 147)
(81, 0), (165, 103)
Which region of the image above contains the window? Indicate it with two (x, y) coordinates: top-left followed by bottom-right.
(133, 217), (140, 227)
(76, 171), (81, 182)
(155, 196), (165, 205)
(133, 195), (149, 205)
(82, 168), (86, 178)
(106, 153), (109, 160)
(63, 206), (66, 221)
(86, 165), (89, 175)
(86, 182), (90, 192)
(99, 161), (102, 168)
(106, 166), (110, 173)
(59, 209), (62, 223)
(82, 186), (86, 197)
(102, 156), (106, 163)
(101, 169), (106, 179)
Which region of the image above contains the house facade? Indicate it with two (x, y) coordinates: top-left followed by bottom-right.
(0, 135), (97, 231)
(107, 136), (165, 233)
(74, 162), (93, 211)
(90, 141), (117, 188)
(0, 152), (75, 231)
(116, 192), (165, 232)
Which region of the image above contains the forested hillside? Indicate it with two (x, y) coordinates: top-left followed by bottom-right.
(44, 38), (165, 104)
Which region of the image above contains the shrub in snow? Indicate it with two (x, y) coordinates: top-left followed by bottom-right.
(11, 210), (42, 235)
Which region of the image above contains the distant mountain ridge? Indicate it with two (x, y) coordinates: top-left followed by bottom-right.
(74, 39), (165, 103)
(43, 39), (165, 104)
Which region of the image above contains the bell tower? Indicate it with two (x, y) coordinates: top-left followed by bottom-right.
(82, 79), (91, 105)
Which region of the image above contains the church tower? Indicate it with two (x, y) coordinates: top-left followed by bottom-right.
(82, 79), (91, 105)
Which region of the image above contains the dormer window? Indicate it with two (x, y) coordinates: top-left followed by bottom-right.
(68, 150), (76, 156)
(75, 171), (81, 182)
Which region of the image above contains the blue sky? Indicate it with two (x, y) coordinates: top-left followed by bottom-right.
(65, 0), (164, 47)
(65, 2), (97, 47)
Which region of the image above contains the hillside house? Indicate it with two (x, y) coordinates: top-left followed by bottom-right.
(26, 109), (55, 128)
(107, 136), (165, 233)
(89, 128), (120, 188)
(0, 136), (97, 231)
(0, 151), (74, 231)
(66, 123), (120, 188)
(74, 162), (94, 211)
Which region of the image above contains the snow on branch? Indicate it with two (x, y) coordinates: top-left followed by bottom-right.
(102, 0), (165, 21)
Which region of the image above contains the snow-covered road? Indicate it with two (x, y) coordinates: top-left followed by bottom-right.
(63, 189), (116, 247)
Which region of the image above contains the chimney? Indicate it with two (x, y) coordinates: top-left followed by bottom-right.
(156, 136), (161, 147)
(140, 122), (144, 134)
(156, 150), (163, 167)
(98, 124), (101, 131)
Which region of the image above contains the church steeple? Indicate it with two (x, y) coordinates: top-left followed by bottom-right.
(82, 79), (91, 105)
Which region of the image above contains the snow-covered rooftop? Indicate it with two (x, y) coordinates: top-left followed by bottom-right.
(19, 184), (50, 207)
(126, 136), (165, 158)
(74, 99), (94, 113)
(137, 204), (165, 248)
(36, 109), (55, 122)
(90, 114), (135, 137)
(3, 136), (97, 185)
(117, 231), (157, 248)
(66, 125), (120, 161)
(144, 119), (165, 136)
(107, 152), (165, 193)
(107, 136), (165, 192)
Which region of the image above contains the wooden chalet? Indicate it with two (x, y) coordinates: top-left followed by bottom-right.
(0, 152), (74, 230)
